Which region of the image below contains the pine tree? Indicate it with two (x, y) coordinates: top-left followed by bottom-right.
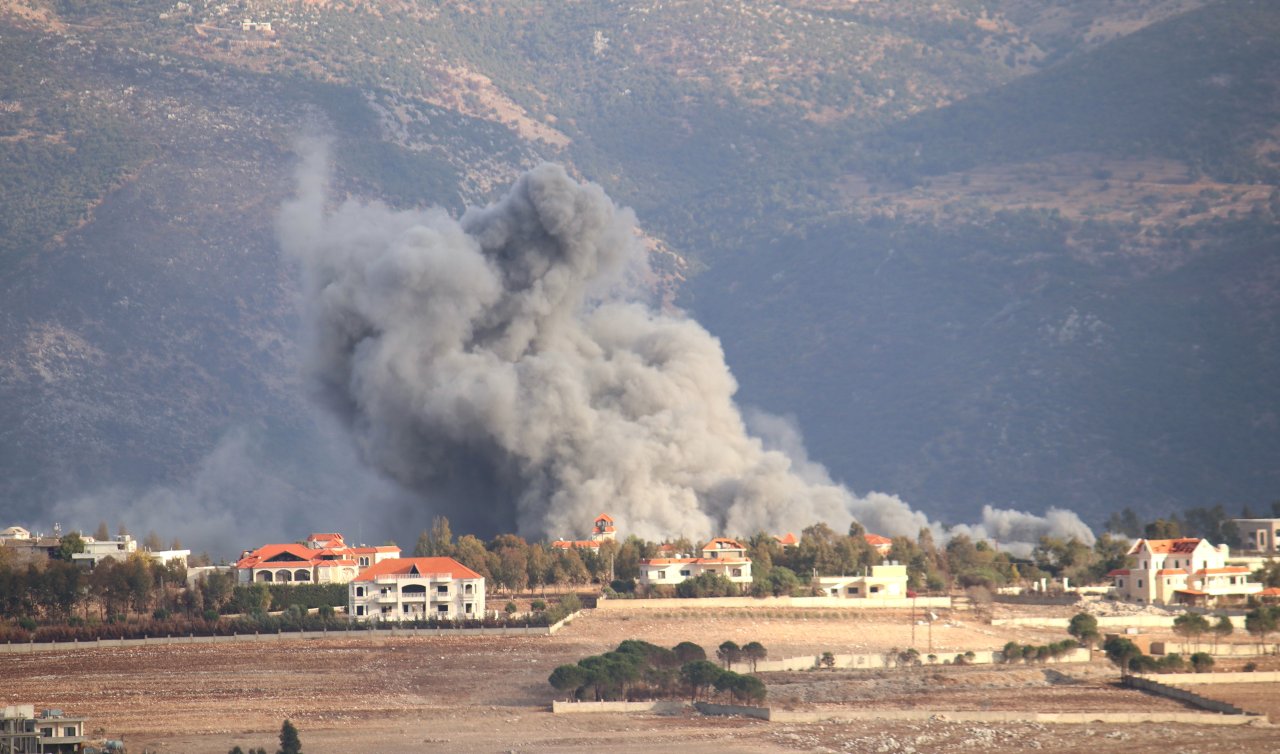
(277, 719), (301, 754)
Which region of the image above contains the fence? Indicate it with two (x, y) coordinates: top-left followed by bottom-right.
(1150, 641), (1279, 657)
(991, 614), (1246, 630)
(1123, 675), (1252, 715)
(1134, 670), (1280, 685)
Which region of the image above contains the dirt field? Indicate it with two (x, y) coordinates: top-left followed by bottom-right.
(5, 608), (1277, 753)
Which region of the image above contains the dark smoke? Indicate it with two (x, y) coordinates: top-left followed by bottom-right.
(279, 147), (1093, 550)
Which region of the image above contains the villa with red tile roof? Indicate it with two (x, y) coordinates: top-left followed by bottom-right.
(639, 537), (752, 587)
(551, 513), (617, 553)
(863, 533), (894, 556)
(1108, 537), (1261, 606)
(347, 557), (485, 622)
(235, 532), (401, 585)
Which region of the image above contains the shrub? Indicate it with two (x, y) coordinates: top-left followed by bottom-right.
(1190, 652), (1214, 673)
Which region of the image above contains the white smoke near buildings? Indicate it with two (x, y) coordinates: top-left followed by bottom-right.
(278, 147), (1095, 549)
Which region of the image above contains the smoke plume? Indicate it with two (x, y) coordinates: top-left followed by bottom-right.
(279, 151), (1094, 549)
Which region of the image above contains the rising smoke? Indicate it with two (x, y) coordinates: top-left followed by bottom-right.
(279, 147), (1094, 550)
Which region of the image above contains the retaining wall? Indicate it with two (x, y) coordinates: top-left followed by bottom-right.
(1137, 670), (1280, 685)
(1124, 676), (1249, 714)
(694, 701), (770, 720)
(1150, 642), (1279, 657)
(754, 646), (1089, 673)
(993, 614), (1248, 630)
(767, 708), (1264, 725)
(551, 700), (687, 715)
(595, 596), (951, 611)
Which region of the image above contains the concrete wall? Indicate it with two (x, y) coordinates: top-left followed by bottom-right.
(753, 647), (1089, 673)
(1150, 641), (1279, 657)
(694, 702), (770, 720)
(1124, 676), (1249, 714)
(766, 709), (1263, 725)
(1140, 670), (1280, 684)
(992, 614), (1245, 630)
(551, 701), (687, 715)
(596, 596), (951, 611)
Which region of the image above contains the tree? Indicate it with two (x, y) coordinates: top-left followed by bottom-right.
(1172, 612), (1211, 651)
(94, 521), (110, 541)
(1244, 606), (1278, 647)
(1067, 613), (1100, 648)
(414, 516), (454, 557)
(741, 641), (767, 672)
(54, 532), (85, 562)
(672, 641), (706, 663)
(143, 530), (164, 551)
(680, 660), (722, 701)
(549, 664), (587, 697)
(1212, 614), (1234, 651)
(716, 640), (741, 669)
(1190, 652), (1215, 673)
(1103, 637), (1142, 677)
(277, 719), (301, 754)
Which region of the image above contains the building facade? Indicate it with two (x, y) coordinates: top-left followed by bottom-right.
(551, 513), (617, 553)
(347, 557), (485, 622)
(1109, 537), (1262, 606)
(813, 562), (909, 599)
(235, 532), (400, 585)
(638, 538), (753, 587)
(1, 705), (86, 754)
(1233, 518), (1280, 553)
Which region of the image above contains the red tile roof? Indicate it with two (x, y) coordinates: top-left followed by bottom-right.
(595, 513), (614, 523)
(641, 557), (751, 566)
(551, 540), (601, 550)
(1107, 569), (1131, 577)
(352, 557), (482, 582)
(703, 537), (746, 550)
(1195, 566), (1251, 575)
(864, 534), (893, 548)
(1130, 538), (1202, 555)
(775, 532), (798, 546)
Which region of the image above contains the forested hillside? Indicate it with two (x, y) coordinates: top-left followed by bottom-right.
(0, 0), (1275, 548)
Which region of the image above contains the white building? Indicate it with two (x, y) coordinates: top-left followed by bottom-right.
(235, 532), (400, 585)
(1, 705), (86, 754)
(348, 557), (485, 622)
(1108, 537), (1262, 606)
(0, 526), (31, 541)
(638, 538), (753, 587)
(1233, 518), (1280, 553)
(814, 562), (909, 599)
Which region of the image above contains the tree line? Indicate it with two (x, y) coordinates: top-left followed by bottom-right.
(549, 639), (767, 704)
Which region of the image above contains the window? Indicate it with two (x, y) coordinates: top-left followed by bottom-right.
(848, 587), (860, 595)
(1117, 580), (1124, 588)
(41, 728), (53, 738)
(870, 586), (880, 594)
(359, 556), (370, 567)
(356, 606), (365, 616)
(355, 586), (365, 597)
(465, 583), (473, 594)
(1138, 579), (1144, 588)
(465, 602), (473, 614)
(436, 585), (448, 594)
(381, 606), (391, 614)
(656, 570), (666, 579)
(437, 604), (449, 614)
(679, 569), (691, 577)
(403, 605), (412, 613)
(65, 726), (77, 737)
(380, 587), (390, 596)
(732, 568), (742, 578)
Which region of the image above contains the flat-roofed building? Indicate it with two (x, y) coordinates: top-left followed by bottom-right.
(639, 538), (753, 586)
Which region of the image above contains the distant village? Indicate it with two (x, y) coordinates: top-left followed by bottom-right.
(3, 510), (1280, 752)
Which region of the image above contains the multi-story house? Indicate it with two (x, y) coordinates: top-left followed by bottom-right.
(235, 532), (400, 585)
(638, 538), (753, 587)
(550, 513), (617, 553)
(813, 562), (909, 599)
(1109, 537), (1261, 606)
(1, 705), (86, 754)
(347, 557), (485, 622)
(1233, 518), (1280, 553)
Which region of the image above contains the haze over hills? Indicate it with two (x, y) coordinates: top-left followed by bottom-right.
(0, 0), (1276, 554)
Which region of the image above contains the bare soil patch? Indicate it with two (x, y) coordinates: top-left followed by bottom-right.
(5, 608), (1275, 753)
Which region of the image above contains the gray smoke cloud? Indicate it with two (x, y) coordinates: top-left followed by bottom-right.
(279, 149), (1095, 549)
